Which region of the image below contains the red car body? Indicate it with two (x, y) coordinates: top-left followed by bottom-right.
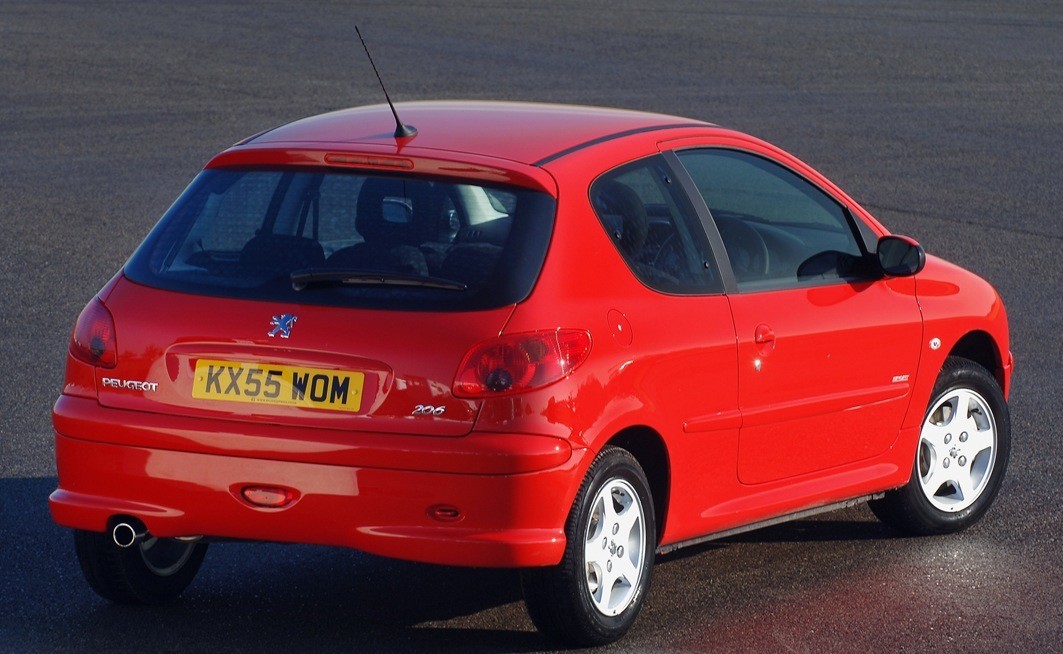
(51, 102), (1011, 641)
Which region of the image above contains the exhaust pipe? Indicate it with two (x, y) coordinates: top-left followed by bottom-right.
(112, 521), (147, 548)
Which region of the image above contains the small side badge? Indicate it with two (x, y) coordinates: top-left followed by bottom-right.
(268, 314), (298, 339)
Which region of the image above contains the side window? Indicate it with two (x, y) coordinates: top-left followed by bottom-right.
(590, 156), (722, 294)
(676, 149), (872, 291)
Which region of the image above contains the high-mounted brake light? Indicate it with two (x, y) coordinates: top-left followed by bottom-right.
(324, 153), (414, 169)
(70, 298), (117, 368)
(453, 329), (592, 398)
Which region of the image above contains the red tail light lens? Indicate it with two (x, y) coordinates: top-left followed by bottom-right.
(70, 298), (117, 368)
(453, 329), (592, 398)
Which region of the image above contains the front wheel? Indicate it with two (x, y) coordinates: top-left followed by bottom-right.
(870, 356), (1011, 535)
(74, 528), (208, 604)
(521, 446), (656, 646)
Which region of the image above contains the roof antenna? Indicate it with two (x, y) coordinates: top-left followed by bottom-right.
(356, 26), (417, 139)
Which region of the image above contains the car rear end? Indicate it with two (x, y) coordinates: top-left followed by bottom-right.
(50, 155), (589, 567)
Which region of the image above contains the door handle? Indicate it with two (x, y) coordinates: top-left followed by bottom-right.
(754, 324), (775, 344)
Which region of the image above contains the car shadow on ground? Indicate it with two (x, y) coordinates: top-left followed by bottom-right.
(724, 517), (901, 543)
(2, 476), (903, 653)
(2, 476), (548, 652)
(652, 509), (901, 567)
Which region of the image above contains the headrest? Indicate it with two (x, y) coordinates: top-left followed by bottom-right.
(594, 181), (649, 258)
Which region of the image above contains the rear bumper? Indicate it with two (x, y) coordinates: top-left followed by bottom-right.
(50, 396), (585, 567)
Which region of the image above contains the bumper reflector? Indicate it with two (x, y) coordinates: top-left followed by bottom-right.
(241, 485), (295, 508)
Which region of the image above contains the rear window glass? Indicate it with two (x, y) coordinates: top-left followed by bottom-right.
(124, 169), (556, 311)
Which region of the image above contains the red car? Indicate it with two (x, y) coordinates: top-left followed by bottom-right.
(52, 101), (1012, 645)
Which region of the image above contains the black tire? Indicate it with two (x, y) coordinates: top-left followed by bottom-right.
(521, 446), (656, 647)
(870, 356), (1010, 535)
(74, 528), (208, 604)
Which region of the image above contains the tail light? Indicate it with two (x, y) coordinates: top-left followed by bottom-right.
(453, 329), (591, 398)
(70, 298), (117, 368)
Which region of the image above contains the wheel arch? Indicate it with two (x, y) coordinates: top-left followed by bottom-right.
(949, 330), (1005, 391)
(604, 426), (670, 544)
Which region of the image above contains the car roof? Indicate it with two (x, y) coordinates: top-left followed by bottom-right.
(243, 101), (712, 166)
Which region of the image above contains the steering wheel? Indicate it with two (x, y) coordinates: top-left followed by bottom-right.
(714, 215), (769, 280)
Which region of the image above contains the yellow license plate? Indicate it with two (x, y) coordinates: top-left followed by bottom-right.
(192, 359), (364, 413)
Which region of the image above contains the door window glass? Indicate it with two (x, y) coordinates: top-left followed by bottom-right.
(677, 149), (872, 291)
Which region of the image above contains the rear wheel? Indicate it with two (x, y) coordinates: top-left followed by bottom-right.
(522, 446), (655, 646)
(74, 528), (207, 604)
(870, 356), (1010, 535)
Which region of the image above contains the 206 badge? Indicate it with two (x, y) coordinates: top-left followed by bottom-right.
(268, 314), (298, 339)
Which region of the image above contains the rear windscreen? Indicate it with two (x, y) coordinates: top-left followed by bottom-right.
(124, 169), (556, 311)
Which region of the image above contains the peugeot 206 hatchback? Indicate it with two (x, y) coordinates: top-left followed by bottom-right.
(52, 101), (1012, 646)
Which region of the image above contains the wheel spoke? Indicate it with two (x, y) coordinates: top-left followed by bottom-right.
(616, 555), (640, 586)
(921, 422), (952, 448)
(921, 460), (953, 497)
(616, 502), (639, 541)
(602, 490), (621, 526)
(954, 391), (973, 428)
(585, 534), (608, 568)
(596, 568), (615, 609)
(964, 425), (995, 458)
(955, 466), (978, 503)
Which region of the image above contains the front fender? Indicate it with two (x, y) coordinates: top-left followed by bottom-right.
(902, 255), (1011, 430)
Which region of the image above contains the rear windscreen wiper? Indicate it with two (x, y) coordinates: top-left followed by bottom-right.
(291, 269), (468, 292)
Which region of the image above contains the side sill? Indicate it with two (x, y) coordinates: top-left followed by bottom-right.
(657, 493), (886, 555)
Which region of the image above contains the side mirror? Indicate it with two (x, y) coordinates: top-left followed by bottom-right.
(877, 235), (926, 277)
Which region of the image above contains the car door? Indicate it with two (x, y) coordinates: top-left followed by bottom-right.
(667, 144), (923, 485)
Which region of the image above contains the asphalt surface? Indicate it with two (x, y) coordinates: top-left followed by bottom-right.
(1, 1), (1061, 652)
